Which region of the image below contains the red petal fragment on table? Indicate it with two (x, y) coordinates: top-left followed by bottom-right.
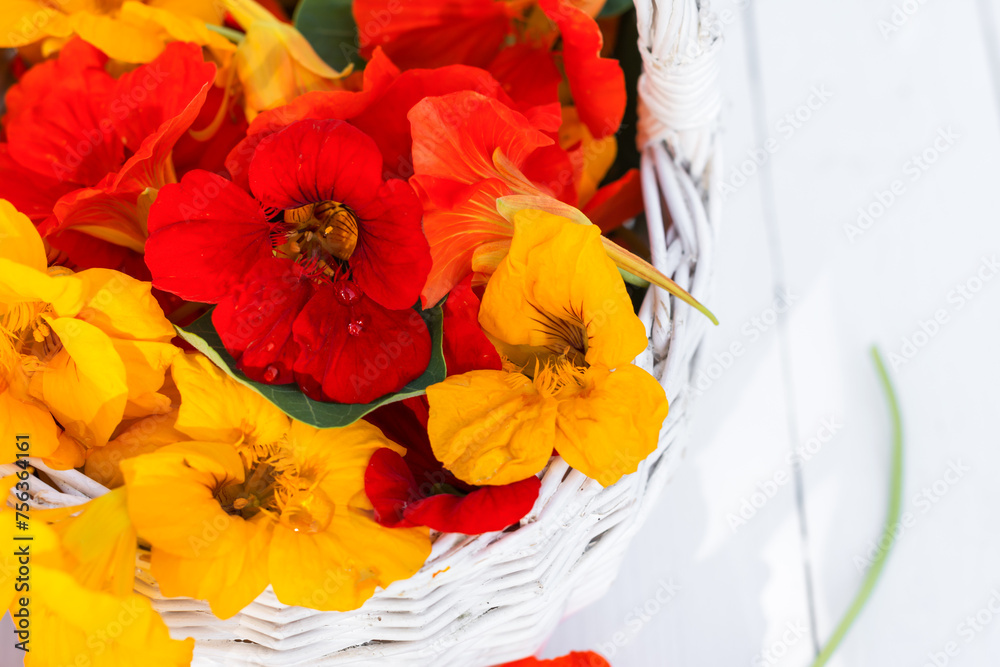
(291, 283), (431, 404)
(354, 0), (512, 69)
(145, 170), (273, 303)
(499, 651), (611, 667)
(4, 39), (121, 187)
(582, 168), (644, 233)
(213, 258), (314, 385)
(442, 275), (501, 376)
(404, 474), (540, 535)
(540, 0), (626, 138)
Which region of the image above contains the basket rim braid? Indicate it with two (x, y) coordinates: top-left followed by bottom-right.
(6, 0), (723, 664)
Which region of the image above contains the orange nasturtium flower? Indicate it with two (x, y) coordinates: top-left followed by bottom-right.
(120, 353), (432, 618)
(0, 0), (231, 63)
(0, 200), (177, 467)
(222, 0), (350, 120)
(427, 211), (668, 488)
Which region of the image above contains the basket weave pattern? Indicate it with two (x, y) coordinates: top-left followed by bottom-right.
(5, 1), (722, 664)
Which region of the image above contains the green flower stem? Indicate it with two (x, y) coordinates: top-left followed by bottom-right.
(810, 346), (904, 666)
(206, 24), (246, 43)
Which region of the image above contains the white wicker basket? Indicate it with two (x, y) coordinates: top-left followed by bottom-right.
(9, 1), (722, 664)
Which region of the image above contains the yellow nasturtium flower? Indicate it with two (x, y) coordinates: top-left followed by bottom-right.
(222, 0), (349, 120)
(0, 200), (177, 467)
(120, 353), (431, 619)
(427, 211), (669, 487)
(0, 0), (231, 62)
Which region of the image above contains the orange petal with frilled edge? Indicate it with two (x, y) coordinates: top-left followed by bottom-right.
(409, 91), (557, 306)
(540, 0), (625, 138)
(479, 210), (648, 371)
(269, 509), (430, 612)
(354, 0), (514, 69)
(286, 420), (404, 510)
(85, 411), (183, 488)
(121, 441), (246, 558)
(426, 370), (557, 486)
(553, 365), (667, 487)
(410, 91), (554, 186)
(29, 317), (128, 449)
(74, 268), (175, 342)
(51, 488), (138, 597)
(29, 566), (195, 667)
(151, 514), (273, 620)
(417, 178), (515, 308)
(169, 352), (292, 449)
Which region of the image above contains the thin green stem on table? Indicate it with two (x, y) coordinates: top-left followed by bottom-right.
(810, 346), (904, 667)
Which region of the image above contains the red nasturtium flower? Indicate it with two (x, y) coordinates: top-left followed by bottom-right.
(365, 398), (540, 535)
(145, 118), (433, 404)
(0, 39), (217, 274)
(354, 0), (626, 138)
(225, 47), (555, 186)
(500, 651), (611, 666)
(363, 280), (533, 534)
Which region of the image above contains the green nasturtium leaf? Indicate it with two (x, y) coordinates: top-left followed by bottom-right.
(176, 306), (446, 429)
(293, 0), (365, 71)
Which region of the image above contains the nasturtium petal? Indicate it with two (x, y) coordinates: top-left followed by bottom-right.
(30, 566), (195, 667)
(426, 370), (556, 486)
(479, 210), (647, 370)
(121, 441), (246, 558)
(268, 510), (430, 612)
(0, 199), (46, 271)
(170, 352), (291, 448)
(30, 317), (127, 448)
(75, 268), (175, 342)
(553, 365), (668, 487)
(151, 514), (273, 620)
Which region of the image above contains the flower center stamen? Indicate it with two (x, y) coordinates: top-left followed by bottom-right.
(282, 201), (360, 266)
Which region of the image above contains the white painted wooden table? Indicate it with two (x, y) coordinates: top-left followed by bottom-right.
(545, 0), (1000, 665)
